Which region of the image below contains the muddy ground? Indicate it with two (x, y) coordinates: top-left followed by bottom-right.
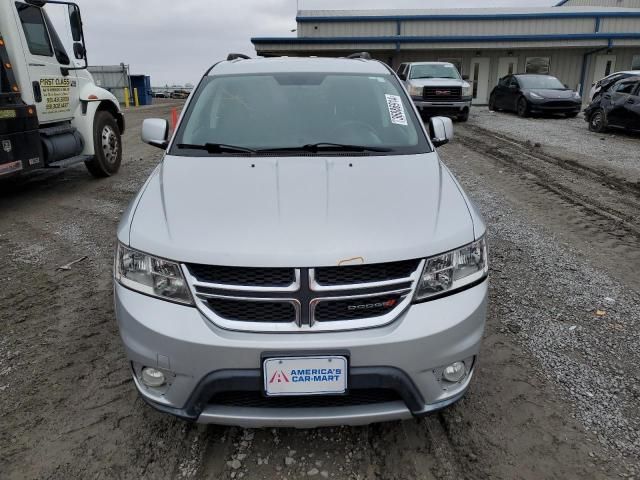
(1, 101), (639, 479)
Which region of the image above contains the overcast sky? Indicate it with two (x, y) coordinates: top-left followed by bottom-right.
(68, 0), (556, 86)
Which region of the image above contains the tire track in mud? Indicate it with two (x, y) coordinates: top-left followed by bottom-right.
(454, 124), (640, 292)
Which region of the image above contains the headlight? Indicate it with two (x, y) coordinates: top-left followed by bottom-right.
(462, 85), (473, 97)
(115, 243), (193, 305)
(409, 85), (423, 97)
(414, 237), (488, 302)
(529, 92), (544, 100)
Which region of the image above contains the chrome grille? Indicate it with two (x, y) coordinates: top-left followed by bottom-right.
(184, 260), (424, 332)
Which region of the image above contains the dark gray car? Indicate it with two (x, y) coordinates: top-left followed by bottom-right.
(489, 74), (582, 118)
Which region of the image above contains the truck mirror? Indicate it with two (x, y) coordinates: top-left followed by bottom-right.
(68, 5), (82, 42)
(73, 42), (86, 60)
(462, 74), (470, 81)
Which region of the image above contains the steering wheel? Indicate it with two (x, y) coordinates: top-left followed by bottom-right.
(328, 120), (382, 144)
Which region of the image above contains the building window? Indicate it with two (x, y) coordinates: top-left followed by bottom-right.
(438, 58), (463, 75)
(632, 55), (640, 70)
(525, 57), (551, 75)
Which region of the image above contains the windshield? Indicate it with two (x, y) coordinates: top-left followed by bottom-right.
(518, 75), (566, 90)
(172, 72), (430, 156)
(409, 64), (460, 80)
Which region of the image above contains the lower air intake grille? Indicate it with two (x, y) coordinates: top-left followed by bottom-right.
(209, 389), (401, 408)
(206, 298), (296, 323)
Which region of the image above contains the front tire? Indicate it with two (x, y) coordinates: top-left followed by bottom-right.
(457, 108), (469, 122)
(588, 108), (608, 133)
(488, 94), (498, 111)
(85, 111), (122, 178)
(517, 97), (529, 117)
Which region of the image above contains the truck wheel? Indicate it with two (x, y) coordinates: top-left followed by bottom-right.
(85, 111), (122, 178)
(457, 109), (469, 122)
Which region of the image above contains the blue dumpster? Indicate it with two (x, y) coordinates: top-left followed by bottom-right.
(130, 75), (153, 106)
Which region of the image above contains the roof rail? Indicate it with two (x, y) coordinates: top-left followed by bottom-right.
(227, 53), (251, 61)
(347, 52), (372, 60)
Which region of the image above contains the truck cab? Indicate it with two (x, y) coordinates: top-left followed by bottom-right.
(0, 0), (124, 179)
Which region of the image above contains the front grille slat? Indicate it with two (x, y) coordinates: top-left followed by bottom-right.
(315, 294), (404, 322)
(206, 298), (296, 323)
(422, 86), (462, 102)
(314, 260), (420, 286)
(188, 264), (295, 287)
(210, 389), (401, 408)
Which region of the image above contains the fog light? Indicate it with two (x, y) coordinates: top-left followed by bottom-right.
(442, 362), (466, 383)
(141, 367), (166, 387)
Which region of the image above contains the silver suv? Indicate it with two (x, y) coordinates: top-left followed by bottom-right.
(398, 62), (472, 122)
(115, 55), (488, 428)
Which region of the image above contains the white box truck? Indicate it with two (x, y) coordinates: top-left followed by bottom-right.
(0, 0), (123, 179)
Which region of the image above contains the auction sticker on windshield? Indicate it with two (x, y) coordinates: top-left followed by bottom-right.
(264, 356), (347, 396)
(385, 94), (408, 126)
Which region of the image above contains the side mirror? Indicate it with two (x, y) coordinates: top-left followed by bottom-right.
(462, 74), (469, 80)
(564, 84), (570, 89)
(68, 5), (82, 42)
(429, 116), (453, 148)
(142, 118), (170, 149)
(398, 73), (407, 81)
(73, 42), (85, 60)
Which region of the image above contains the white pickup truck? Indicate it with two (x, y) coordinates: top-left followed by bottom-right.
(0, 0), (123, 179)
(397, 62), (472, 122)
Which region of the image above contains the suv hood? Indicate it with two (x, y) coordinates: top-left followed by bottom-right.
(408, 78), (468, 88)
(125, 154), (476, 267)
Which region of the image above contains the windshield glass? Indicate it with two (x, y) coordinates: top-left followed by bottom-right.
(172, 72), (430, 155)
(409, 64), (460, 80)
(518, 75), (566, 89)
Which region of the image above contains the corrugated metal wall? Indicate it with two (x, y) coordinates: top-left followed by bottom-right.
(558, 0), (640, 7)
(87, 65), (130, 104)
(401, 18), (596, 36)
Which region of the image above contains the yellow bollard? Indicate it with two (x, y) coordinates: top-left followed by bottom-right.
(133, 88), (140, 107)
(124, 87), (130, 108)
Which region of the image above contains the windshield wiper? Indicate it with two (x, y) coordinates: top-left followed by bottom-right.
(176, 143), (256, 154)
(257, 143), (392, 154)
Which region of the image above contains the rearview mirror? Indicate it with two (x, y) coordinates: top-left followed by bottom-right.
(142, 118), (170, 149)
(429, 116), (453, 148)
(462, 74), (469, 80)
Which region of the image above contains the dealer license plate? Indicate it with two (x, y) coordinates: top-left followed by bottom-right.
(263, 356), (347, 396)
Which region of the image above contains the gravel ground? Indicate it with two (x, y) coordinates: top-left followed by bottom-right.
(472, 106), (640, 183)
(1, 100), (639, 479)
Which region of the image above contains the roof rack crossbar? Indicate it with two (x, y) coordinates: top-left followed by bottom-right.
(347, 52), (372, 60)
(227, 53), (251, 61)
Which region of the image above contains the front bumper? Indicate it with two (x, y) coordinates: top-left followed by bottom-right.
(528, 100), (582, 114)
(114, 279), (488, 428)
(411, 97), (472, 114)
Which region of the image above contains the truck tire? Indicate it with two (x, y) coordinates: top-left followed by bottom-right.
(85, 111), (122, 178)
(457, 108), (469, 122)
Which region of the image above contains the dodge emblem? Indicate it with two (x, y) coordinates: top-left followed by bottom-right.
(2, 140), (12, 153)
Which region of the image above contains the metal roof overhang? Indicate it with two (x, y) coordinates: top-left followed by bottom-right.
(252, 33), (640, 48)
